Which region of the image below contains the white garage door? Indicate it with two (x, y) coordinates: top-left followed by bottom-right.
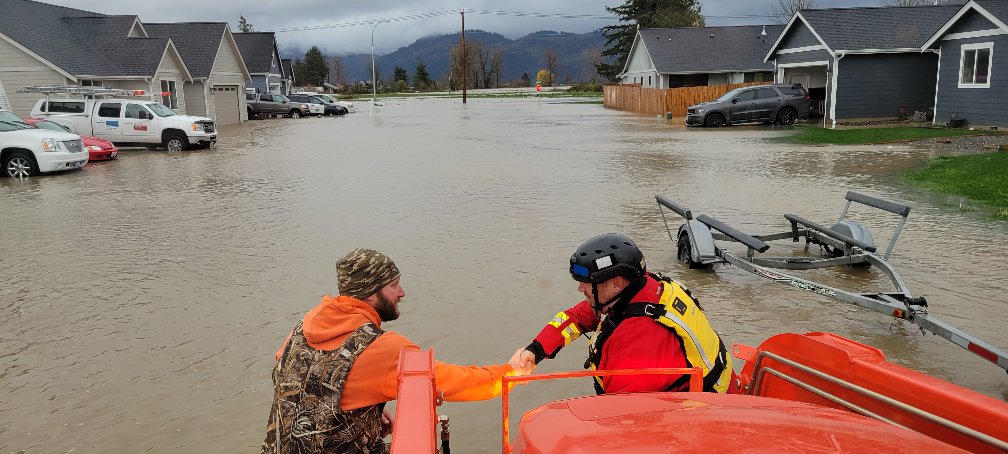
(211, 85), (240, 125)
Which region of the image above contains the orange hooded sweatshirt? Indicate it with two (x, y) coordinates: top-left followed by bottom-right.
(275, 295), (515, 411)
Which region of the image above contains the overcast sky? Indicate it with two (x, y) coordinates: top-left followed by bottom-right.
(44, 0), (883, 55)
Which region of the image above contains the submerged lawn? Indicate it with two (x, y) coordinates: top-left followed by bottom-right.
(903, 152), (1008, 219)
(787, 125), (993, 145)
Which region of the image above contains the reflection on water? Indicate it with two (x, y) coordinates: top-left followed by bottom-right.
(1, 98), (1005, 452)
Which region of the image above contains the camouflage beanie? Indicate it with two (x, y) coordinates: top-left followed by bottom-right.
(336, 248), (401, 300)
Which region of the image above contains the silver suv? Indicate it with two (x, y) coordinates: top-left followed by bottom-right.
(686, 83), (810, 127)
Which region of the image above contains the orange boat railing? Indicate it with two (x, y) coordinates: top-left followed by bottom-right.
(500, 367), (703, 454)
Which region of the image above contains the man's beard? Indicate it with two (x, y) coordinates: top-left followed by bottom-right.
(375, 292), (400, 322)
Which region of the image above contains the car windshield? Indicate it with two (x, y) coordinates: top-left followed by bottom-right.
(34, 121), (73, 133)
(146, 103), (176, 117)
(0, 111), (27, 124)
(0, 120), (33, 131)
(715, 88), (746, 102)
(317, 94), (337, 103)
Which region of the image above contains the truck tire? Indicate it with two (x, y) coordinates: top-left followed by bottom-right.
(3, 150), (39, 178)
(247, 108), (257, 120)
(163, 132), (189, 152)
(289, 109), (302, 119)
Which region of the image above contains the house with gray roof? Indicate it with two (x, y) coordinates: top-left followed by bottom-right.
(619, 25), (784, 88)
(146, 22), (252, 125)
(765, 5), (960, 125)
(233, 32), (285, 95)
(0, 0), (193, 115)
(923, 0), (1008, 128)
(280, 58), (294, 95)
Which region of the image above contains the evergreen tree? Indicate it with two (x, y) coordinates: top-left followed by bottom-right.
(392, 66), (408, 83)
(597, 0), (705, 82)
(303, 46), (330, 86)
(238, 15), (254, 33)
(413, 60), (431, 91)
(521, 72), (531, 87)
(293, 58), (307, 87)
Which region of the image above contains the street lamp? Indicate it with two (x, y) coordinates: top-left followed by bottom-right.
(371, 19), (389, 114)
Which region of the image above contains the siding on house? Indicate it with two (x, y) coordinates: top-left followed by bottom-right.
(0, 36), (72, 115)
(947, 10), (998, 35)
(625, 45), (654, 73)
(834, 53), (938, 119)
(775, 49), (834, 66)
(154, 48), (188, 112)
(207, 34), (248, 121)
(777, 21), (824, 50)
(935, 34), (1008, 127)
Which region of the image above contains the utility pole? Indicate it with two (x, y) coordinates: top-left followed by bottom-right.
(461, 9), (467, 104)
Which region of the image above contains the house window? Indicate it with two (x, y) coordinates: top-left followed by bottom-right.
(648, 75), (652, 86)
(959, 42), (993, 88)
(160, 80), (178, 109)
(80, 79), (104, 87)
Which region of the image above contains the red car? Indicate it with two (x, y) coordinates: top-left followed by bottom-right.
(23, 117), (118, 161)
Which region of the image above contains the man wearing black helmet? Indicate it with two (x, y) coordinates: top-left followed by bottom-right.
(519, 233), (737, 394)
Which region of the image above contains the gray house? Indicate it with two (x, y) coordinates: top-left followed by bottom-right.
(280, 58), (294, 95)
(765, 5), (959, 125)
(233, 32), (284, 94)
(0, 0), (192, 115)
(146, 22), (252, 125)
(620, 25), (784, 88)
(924, 0), (1008, 128)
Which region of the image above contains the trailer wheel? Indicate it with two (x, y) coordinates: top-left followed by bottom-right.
(677, 234), (704, 269)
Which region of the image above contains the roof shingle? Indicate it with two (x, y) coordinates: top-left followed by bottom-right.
(146, 22), (228, 79)
(800, 5), (961, 51)
(233, 32), (277, 74)
(637, 25), (783, 74)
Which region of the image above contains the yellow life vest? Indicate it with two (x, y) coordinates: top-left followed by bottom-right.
(587, 274), (732, 393)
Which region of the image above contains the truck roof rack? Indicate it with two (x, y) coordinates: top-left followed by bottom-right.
(17, 85), (151, 98)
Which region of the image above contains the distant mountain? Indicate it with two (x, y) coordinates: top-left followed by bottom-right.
(281, 30), (609, 87)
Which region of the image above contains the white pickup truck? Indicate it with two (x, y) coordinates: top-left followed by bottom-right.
(30, 98), (216, 151)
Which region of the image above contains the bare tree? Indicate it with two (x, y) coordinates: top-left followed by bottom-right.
(449, 43), (479, 90)
(773, 0), (817, 24)
(580, 46), (603, 84)
(330, 57), (346, 86)
(880, 0), (949, 5)
(472, 43), (491, 89)
(543, 49), (560, 86)
(490, 50), (504, 88)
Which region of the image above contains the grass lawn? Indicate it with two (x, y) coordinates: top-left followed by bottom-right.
(786, 125), (995, 145)
(903, 152), (1008, 219)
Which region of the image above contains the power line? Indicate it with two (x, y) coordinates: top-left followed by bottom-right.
(267, 9), (777, 33)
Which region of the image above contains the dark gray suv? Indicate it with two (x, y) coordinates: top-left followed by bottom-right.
(686, 83), (810, 127)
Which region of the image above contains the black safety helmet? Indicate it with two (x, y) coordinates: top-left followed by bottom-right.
(569, 233), (646, 284)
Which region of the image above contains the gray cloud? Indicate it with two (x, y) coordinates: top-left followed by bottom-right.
(43, 0), (884, 55)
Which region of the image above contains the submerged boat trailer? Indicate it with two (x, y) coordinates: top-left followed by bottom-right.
(656, 191), (1008, 373)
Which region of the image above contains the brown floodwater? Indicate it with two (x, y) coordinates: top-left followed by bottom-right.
(2, 97), (1006, 452)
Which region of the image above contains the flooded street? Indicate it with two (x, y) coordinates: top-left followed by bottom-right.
(2, 97), (1006, 452)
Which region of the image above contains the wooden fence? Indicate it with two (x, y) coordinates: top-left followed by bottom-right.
(604, 82), (766, 117)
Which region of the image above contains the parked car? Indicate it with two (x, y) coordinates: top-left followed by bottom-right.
(288, 93), (346, 116)
(245, 93), (311, 119)
(686, 83), (811, 127)
(1, 115), (86, 178)
(293, 92), (355, 113)
(23, 117), (118, 161)
(30, 98), (216, 151)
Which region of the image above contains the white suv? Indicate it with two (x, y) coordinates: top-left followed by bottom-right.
(1, 115), (86, 178)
